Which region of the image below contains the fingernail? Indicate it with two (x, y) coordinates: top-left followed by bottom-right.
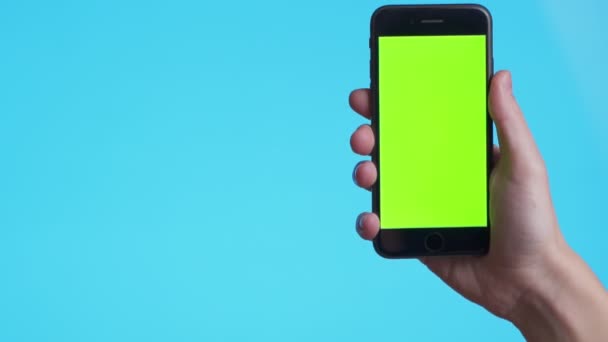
(506, 71), (513, 94)
(356, 214), (365, 234)
(352, 161), (363, 185)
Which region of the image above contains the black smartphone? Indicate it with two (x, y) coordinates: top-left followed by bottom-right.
(370, 4), (493, 258)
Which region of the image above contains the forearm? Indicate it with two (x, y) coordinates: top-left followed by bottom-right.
(509, 245), (608, 341)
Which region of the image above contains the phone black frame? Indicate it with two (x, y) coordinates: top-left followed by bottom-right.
(370, 4), (494, 258)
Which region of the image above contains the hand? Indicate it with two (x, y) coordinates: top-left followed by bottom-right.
(349, 71), (608, 341)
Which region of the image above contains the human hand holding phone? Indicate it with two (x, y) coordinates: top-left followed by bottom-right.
(349, 71), (608, 341)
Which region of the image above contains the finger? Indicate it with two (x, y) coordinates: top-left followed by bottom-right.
(356, 212), (380, 240)
(350, 124), (375, 155)
(349, 89), (371, 119)
(489, 71), (544, 176)
(352, 161), (377, 190)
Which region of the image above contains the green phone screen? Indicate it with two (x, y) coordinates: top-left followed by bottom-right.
(379, 35), (488, 230)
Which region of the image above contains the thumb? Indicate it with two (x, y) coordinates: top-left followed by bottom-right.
(489, 71), (544, 177)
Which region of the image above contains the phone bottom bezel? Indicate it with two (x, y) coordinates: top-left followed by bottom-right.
(373, 228), (489, 259)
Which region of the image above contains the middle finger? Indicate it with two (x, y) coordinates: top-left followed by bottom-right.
(350, 124), (375, 156)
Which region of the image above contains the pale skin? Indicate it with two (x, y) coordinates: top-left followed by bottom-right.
(350, 71), (608, 341)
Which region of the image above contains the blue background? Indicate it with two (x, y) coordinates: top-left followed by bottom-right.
(1, 0), (606, 341)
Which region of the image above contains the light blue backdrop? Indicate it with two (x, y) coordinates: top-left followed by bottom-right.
(0, 0), (606, 341)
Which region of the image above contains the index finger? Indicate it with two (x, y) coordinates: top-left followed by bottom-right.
(349, 89), (371, 119)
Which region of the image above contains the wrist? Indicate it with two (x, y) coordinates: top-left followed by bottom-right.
(508, 243), (608, 341)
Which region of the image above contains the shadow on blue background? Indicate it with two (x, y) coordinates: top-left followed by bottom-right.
(0, 0), (606, 341)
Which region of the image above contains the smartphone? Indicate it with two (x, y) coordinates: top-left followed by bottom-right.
(370, 4), (493, 258)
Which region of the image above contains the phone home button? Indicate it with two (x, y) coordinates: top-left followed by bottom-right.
(424, 232), (445, 253)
